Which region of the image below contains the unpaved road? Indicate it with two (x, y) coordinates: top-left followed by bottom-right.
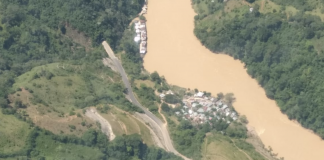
(102, 41), (190, 160)
(85, 108), (116, 141)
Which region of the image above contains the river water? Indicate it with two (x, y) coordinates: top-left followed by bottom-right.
(143, 0), (324, 160)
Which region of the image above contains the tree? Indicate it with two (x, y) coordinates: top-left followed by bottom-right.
(0, 97), (8, 108)
(164, 94), (180, 104)
(150, 71), (161, 84)
(82, 129), (97, 146)
(240, 115), (249, 124)
(161, 103), (170, 112)
(139, 15), (146, 21)
(224, 93), (235, 104)
(217, 92), (224, 100)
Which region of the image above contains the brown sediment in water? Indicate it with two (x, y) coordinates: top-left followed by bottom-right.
(143, 0), (324, 160)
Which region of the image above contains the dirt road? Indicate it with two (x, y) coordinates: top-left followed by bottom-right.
(102, 41), (191, 160)
(85, 108), (116, 141)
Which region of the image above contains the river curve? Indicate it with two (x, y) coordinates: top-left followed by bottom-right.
(143, 0), (324, 160)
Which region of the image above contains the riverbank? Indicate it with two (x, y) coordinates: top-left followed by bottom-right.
(143, 0), (324, 159)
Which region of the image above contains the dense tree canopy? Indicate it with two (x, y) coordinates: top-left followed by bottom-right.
(0, 128), (182, 160)
(194, 1), (324, 138)
(0, 0), (144, 108)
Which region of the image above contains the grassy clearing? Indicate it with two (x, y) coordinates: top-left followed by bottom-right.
(134, 79), (155, 88)
(312, 37), (324, 54)
(202, 133), (266, 160)
(306, 7), (324, 20)
(202, 134), (250, 160)
(8, 62), (125, 136)
(259, 0), (281, 13)
(26, 105), (97, 136)
(0, 112), (31, 154)
(9, 90), (97, 136)
(12, 63), (116, 113)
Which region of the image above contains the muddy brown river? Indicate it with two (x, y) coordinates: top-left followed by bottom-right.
(143, 0), (324, 159)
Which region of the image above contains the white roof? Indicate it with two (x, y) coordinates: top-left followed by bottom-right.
(166, 90), (174, 95)
(134, 36), (141, 42)
(197, 92), (204, 97)
(160, 94), (165, 98)
(140, 50), (146, 54)
(197, 108), (204, 113)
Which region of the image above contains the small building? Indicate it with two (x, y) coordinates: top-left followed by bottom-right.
(183, 106), (188, 109)
(196, 92), (204, 97)
(160, 94), (166, 98)
(175, 111), (180, 116)
(166, 90), (174, 95)
(250, 8), (253, 12)
(197, 108), (204, 113)
(134, 36), (140, 42)
(216, 101), (223, 106)
(140, 50), (146, 54)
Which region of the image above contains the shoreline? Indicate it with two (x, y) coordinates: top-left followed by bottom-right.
(143, 0), (324, 159)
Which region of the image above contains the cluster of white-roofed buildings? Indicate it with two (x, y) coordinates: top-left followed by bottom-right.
(175, 92), (238, 125)
(134, 20), (147, 54)
(133, 3), (148, 55)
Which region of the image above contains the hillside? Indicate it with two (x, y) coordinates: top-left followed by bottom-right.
(193, 0), (324, 138)
(0, 0), (184, 159)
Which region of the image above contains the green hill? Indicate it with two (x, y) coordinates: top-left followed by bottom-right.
(0, 0), (183, 159)
(193, 0), (324, 138)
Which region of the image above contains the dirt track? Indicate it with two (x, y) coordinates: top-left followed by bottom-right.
(85, 108), (116, 141)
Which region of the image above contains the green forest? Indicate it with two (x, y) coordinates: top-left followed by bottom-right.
(0, 0), (144, 108)
(0, 127), (181, 160)
(193, 0), (324, 138)
(0, 0), (183, 159)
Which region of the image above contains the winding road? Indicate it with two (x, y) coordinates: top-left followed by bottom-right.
(102, 41), (190, 160)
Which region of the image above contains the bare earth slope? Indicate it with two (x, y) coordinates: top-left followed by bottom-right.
(85, 108), (116, 141)
(143, 0), (324, 160)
